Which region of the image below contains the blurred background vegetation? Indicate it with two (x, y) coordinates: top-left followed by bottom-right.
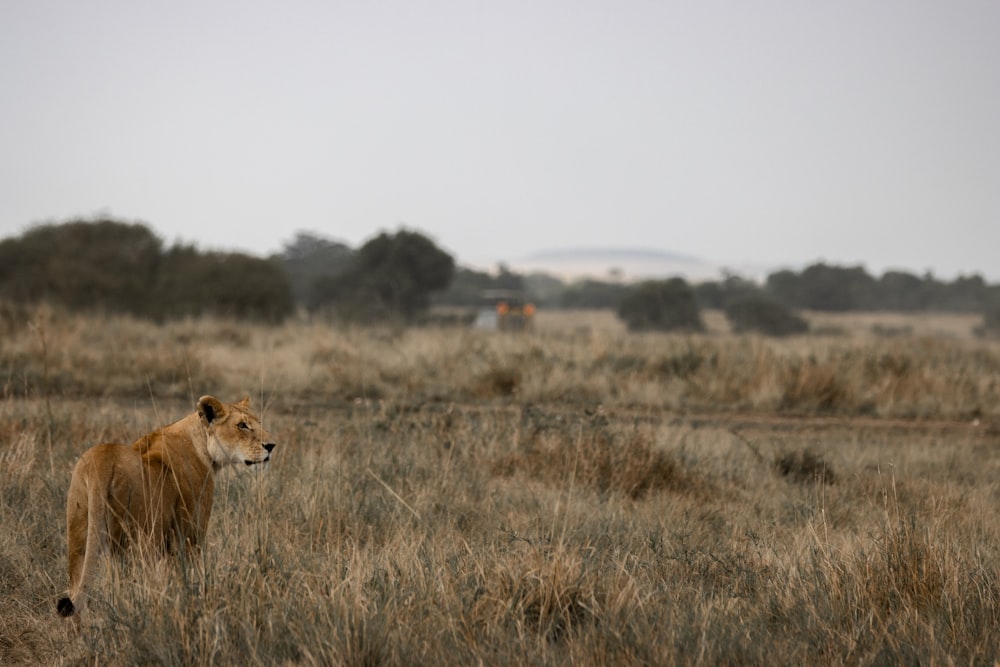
(2, 217), (1000, 336)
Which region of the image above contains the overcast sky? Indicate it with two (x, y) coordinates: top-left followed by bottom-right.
(1, 1), (998, 279)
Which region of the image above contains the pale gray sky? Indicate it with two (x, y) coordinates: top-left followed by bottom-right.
(1, 1), (998, 279)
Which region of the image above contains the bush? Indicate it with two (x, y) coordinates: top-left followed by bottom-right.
(616, 278), (704, 332)
(976, 301), (1000, 338)
(725, 294), (808, 336)
(0, 218), (162, 313)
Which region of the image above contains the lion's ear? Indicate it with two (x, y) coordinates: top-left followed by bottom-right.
(198, 396), (225, 424)
(238, 395), (251, 409)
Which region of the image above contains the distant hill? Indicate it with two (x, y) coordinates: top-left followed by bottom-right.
(508, 247), (723, 282)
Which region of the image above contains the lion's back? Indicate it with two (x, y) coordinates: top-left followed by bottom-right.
(68, 443), (148, 522)
(73, 442), (142, 482)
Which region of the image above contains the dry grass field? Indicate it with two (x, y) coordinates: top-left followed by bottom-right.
(2, 306), (1000, 665)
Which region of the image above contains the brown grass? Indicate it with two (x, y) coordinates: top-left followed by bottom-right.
(2, 306), (1000, 664)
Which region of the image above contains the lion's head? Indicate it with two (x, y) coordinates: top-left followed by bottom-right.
(198, 395), (275, 468)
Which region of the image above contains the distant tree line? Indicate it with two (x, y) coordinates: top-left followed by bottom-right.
(0, 219), (293, 322)
(0, 219), (455, 324)
(4, 219), (998, 334)
(615, 265), (1000, 336)
(436, 262), (1000, 316)
(693, 263), (1000, 313)
(434, 262), (999, 336)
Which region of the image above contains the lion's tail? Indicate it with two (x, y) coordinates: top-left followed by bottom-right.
(57, 460), (108, 618)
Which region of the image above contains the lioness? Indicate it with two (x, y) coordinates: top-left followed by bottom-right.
(57, 395), (276, 618)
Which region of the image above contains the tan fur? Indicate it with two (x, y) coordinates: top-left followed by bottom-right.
(56, 395), (276, 618)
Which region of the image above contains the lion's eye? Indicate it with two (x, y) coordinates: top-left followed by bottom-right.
(238, 421), (251, 431)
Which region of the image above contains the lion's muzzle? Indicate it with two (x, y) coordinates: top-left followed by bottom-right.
(245, 442), (276, 466)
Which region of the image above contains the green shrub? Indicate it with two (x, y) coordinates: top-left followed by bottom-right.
(616, 278), (704, 332)
(725, 294), (808, 336)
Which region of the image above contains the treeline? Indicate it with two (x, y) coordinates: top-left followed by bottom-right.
(611, 271), (1000, 337)
(0, 220), (455, 324)
(690, 266), (1000, 335)
(2, 218), (999, 330)
(0, 220), (293, 322)
(433, 259), (1000, 337)
(438, 263), (1000, 315)
(762, 264), (997, 313)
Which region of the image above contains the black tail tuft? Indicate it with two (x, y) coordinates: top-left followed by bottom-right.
(57, 597), (75, 617)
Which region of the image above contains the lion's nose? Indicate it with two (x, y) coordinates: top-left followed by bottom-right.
(263, 443), (276, 453)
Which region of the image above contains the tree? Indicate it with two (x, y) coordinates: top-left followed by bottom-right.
(277, 232), (355, 308)
(616, 278), (704, 332)
(312, 229), (455, 322)
(154, 247), (295, 323)
(764, 269), (801, 308)
(942, 274), (988, 311)
(725, 294), (808, 336)
(766, 263), (877, 311)
(0, 218), (162, 312)
(693, 273), (761, 309)
(877, 271), (928, 311)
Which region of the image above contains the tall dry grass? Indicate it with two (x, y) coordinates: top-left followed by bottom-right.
(3, 306), (999, 419)
(2, 306), (1000, 664)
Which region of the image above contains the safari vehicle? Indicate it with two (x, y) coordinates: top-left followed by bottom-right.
(474, 289), (535, 332)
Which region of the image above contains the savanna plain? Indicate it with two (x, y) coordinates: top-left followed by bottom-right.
(3, 306), (1000, 665)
